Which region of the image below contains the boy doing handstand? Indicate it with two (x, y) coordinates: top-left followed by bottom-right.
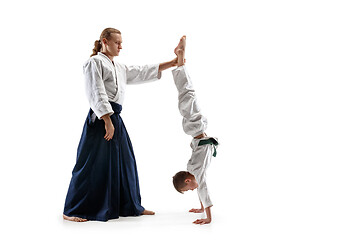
(172, 36), (219, 225)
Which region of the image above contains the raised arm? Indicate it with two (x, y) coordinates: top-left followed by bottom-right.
(125, 58), (177, 85)
(159, 58), (178, 72)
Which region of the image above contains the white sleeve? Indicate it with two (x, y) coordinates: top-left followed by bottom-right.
(172, 65), (208, 137)
(197, 179), (213, 209)
(125, 64), (162, 85)
(194, 155), (213, 209)
(84, 58), (114, 119)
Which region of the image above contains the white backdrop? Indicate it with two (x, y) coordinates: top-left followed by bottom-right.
(0, 0), (359, 239)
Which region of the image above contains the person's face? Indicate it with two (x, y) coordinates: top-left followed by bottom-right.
(181, 179), (198, 193)
(103, 33), (122, 57)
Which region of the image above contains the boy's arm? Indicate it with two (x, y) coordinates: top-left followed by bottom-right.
(193, 206), (212, 225)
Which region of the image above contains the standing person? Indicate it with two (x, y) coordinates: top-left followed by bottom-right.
(63, 28), (177, 222)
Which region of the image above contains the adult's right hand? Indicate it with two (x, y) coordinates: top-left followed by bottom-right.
(101, 114), (115, 141)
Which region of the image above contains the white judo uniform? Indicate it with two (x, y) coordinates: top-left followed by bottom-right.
(172, 65), (218, 209)
(84, 52), (162, 119)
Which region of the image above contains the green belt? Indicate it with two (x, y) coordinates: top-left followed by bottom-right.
(198, 138), (219, 157)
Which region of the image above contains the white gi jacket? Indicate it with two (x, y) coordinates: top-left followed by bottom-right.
(84, 52), (162, 119)
(172, 65), (218, 209)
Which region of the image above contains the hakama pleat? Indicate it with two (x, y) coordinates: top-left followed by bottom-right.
(63, 102), (144, 221)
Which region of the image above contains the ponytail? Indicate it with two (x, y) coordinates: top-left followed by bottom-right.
(90, 28), (121, 57)
(90, 40), (102, 57)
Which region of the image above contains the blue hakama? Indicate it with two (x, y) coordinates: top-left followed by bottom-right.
(64, 102), (144, 221)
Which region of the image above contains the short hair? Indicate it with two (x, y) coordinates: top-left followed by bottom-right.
(173, 171), (190, 194)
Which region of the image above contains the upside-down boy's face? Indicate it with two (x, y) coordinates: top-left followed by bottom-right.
(181, 179), (198, 193)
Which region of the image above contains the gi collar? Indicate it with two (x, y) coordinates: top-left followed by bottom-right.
(97, 52), (114, 64)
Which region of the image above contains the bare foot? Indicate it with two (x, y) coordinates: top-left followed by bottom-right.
(176, 49), (185, 66)
(63, 214), (88, 222)
(174, 35), (186, 66)
(141, 209), (155, 215)
(174, 35), (186, 55)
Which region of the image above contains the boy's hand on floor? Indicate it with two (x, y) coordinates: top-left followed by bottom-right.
(193, 218), (211, 225)
(189, 208), (204, 213)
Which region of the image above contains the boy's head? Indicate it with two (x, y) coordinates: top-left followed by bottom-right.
(172, 171), (198, 194)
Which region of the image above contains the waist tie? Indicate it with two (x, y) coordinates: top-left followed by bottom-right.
(198, 137), (219, 157)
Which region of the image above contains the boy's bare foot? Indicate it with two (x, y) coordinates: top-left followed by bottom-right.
(63, 214), (88, 222)
(174, 35), (186, 66)
(176, 49), (185, 66)
(174, 35), (186, 55)
(141, 209), (155, 215)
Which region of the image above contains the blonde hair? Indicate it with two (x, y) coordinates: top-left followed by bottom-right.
(90, 27), (121, 57)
